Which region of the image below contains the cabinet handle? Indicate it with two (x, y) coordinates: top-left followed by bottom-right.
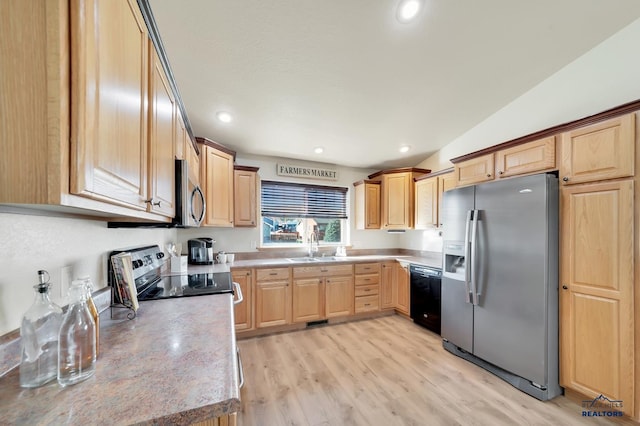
(269, 272), (278, 276)
(562, 177), (569, 182)
(486, 173), (492, 178)
(562, 285), (568, 290)
(145, 199), (161, 207)
(364, 303), (371, 307)
(321, 269), (328, 273)
(327, 279), (331, 283)
(498, 171), (503, 175)
(364, 289), (371, 292)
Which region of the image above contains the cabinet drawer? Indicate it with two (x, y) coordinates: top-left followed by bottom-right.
(256, 267), (289, 281)
(354, 263), (380, 275)
(355, 295), (379, 313)
(355, 284), (379, 297)
(354, 274), (379, 286)
(293, 264), (353, 278)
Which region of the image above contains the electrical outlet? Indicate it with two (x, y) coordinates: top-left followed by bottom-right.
(60, 265), (73, 299)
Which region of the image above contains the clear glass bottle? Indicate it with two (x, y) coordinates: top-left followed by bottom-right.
(57, 279), (96, 386)
(19, 270), (63, 388)
(78, 276), (100, 358)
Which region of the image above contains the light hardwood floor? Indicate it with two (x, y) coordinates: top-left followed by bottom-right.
(237, 315), (636, 426)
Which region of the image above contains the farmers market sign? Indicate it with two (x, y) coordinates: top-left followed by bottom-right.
(277, 164), (339, 181)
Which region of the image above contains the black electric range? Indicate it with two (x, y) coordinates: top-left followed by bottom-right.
(108, 245), (233, 302)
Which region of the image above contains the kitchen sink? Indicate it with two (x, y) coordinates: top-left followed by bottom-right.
(286, 256), (341, 262)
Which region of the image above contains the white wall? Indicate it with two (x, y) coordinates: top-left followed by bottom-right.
(417, 17), (640, 173)
(0, 210), (177, 335)
(178, 154), (400, 253)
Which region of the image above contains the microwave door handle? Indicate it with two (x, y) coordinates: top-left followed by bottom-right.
(191, 186), (206, 223)
(463, 210), (472, 304)
(470, 209), (479, 306)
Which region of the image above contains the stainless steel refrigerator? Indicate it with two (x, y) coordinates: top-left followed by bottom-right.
(441, 173), (561, 400)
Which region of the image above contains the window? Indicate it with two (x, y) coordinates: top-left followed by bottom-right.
(261, 181), (348, 246)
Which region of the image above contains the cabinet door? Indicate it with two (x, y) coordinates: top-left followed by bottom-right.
(292, 278), (324, 323)
(560, 180), (634, 410)
(232, 269), (252, 331)
(354, 181), (381, 230)
(233, 169), (257, 227)
(395, 263), (410, 315)
(453, 154), (495, 187)
(325, 276), (354, 318)
(495, 136), (556, 178)
(256, 280), (291, 328)
(70, 0), (149, 210)
(437, 172), (456, 227)
(148, 44), (175, 217)
(382, 172), (412, 229)
(186, 141), (200, 186)
(414, 177), (438, 229)
(380, 262), (395, 309)
(202, 145), (234, 227)
(560, 113), (635, 185)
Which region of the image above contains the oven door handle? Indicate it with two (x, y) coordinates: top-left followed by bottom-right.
(237, 348), (245, 389)
(233, 281), (244, 305)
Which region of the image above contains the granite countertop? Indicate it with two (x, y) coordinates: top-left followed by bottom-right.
(0, 295), (240, 426)
(184, 253), (443, 272)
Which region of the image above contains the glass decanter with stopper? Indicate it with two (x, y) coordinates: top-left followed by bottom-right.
(19, 270), (63, 388)
(57, 279), (97, 386)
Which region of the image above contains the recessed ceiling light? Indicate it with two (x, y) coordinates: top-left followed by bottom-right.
(314, 147), (324, 154)
(399, 145), (411, 153)
(396, 0), (423, 23)
(216, 111), (233, 123)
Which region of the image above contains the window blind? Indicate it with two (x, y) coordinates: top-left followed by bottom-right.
(261, 181), (348, 219)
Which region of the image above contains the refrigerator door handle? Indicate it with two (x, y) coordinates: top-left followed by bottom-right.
(463, 210), (472, 304)
(470, 209), (480, 306)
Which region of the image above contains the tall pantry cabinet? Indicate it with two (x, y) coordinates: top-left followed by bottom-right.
(559, 112), (636, 416)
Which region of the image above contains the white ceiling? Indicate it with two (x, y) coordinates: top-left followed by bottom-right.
(149, 0), (640, 170)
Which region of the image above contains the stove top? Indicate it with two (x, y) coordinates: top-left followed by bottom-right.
(138, 272), (233, 301)
(108, 245), (233, 302)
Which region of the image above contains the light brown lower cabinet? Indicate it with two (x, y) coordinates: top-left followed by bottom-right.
(292, 278), (324, 323)
(325, 275), (354, 317)
(354, 263), (381, 313)
(231, 269), (252, 331)
(255, 268), (291, 328)
(380, 262), (396, 309)
(395, 262), (410, 315)
(191, 413), (237, 426)
(560, 179), (634, 414)
(292, 265), (354, 322)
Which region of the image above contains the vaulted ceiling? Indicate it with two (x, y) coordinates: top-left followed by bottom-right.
(149, 0), (640, 169)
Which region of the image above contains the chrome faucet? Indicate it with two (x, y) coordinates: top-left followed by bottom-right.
(308, 230), (319, 257)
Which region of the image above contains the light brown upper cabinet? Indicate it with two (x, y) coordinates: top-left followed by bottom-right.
(560, 113), (635, 185)
(353, 180), (381, 229)
(414, 176), (438, 229)
(0, 0), (181, 222)
(437, 172), (456, 227)
(234, 166), (259, 227)
(197, 138), (235, 227)
(186, 141), (200, 187)
(415, 170), (455, 229)
(560, 179), (634, 413)
(147, 42), (175, 217)
(453, 153), (495, 187)
(70, 0), (150, 211)
(367, 168), (429, 230)
(175, 112), (187, 161)
(495, 136), (556, 179)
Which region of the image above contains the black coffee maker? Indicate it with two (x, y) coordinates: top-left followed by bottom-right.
(187, 238), (215, 264)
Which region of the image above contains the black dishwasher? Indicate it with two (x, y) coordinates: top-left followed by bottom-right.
(410, 264), (442, 335)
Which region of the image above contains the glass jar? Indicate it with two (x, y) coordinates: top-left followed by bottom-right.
(57, 279), (97, 386)
(19, 270), (63, 388)
(78, 276), (100, 358)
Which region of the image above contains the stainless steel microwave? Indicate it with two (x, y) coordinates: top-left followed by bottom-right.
(108, 159), (205, 228)
(175, 159), (205, 227)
